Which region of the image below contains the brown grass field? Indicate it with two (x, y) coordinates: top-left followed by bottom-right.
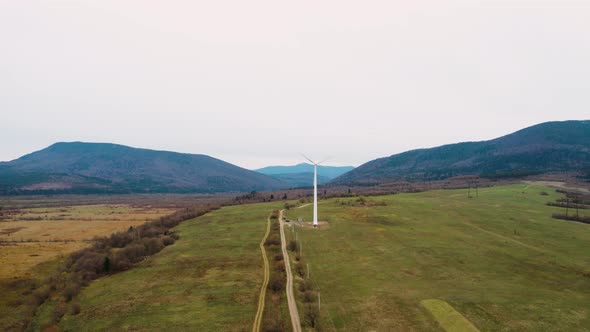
(0, 204), (176, 280)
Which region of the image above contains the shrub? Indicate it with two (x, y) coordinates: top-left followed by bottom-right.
(63, 283), (81, 302)
(52, 302), (67, 322)
(298, 279), (313, 292)
(303, 291), (316, 303)
(162, 236), (175, 246)
(121, 243), (146, 262)
(109, 232), (134, 248)
(112, 255), (132, 271)
(264, 235), (280, 246)
(269, 273), (285, 292)
(70, 301), (81, 315)
(274, 253), (284, 261)
(142, 237), (164, 255)
(274, 262), (285, 272)
(287, 240), (298, 252)
(304, 303), (320, 328)
(295, 263), (305, 277)
(32, 285), (51, 305)
(262, 315), (285, 332)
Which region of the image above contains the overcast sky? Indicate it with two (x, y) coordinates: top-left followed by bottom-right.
(1, 1), (588, 169)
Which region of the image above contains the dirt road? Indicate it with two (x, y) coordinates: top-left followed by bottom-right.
(252, 215), (271, 332)
(279, 209), (302, 332)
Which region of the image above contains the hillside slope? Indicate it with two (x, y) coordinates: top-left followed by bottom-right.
(255, 163), (353, 187)
(333, 120), (590, 184)
(265, 172), (332, 188)
(0, 142), (287, 194)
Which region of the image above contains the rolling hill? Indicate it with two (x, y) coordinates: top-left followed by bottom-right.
(0, 142), (288, 194)
(332, 120), (590, 185)
(255, 163), (354, 187)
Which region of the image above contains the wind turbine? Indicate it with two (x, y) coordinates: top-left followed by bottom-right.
(302, 155), (328, 228)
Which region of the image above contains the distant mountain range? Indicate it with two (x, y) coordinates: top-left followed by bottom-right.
(1, 120), (588, 195)
(255, 163), (354, 187)
(332, 120), (590, 185)
(0, 142), (287, 194)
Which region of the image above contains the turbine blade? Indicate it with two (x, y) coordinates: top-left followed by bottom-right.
(317, 157), (331, 165)
(301, 153), (316, 165)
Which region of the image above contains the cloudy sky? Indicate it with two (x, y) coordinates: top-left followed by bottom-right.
(1, 1), (588, 169)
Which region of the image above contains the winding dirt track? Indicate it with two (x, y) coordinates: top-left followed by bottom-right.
(279, 209), (302, 332)
(252, 215), (271, 332)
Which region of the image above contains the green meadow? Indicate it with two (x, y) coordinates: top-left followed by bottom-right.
(50, 202), (282, 331)
(28, 183), (590, 331)
(285, 184), (590, 331)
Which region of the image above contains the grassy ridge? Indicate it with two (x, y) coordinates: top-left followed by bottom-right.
(286, 184), (590, 331)
(57, 202), (282, 331)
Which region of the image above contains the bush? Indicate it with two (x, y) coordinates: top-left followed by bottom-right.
(120, 243), (146, 262)
(274, 262), (285, 272)
(304, 303), (320, 328)
(274, 253), (284, 261)
(142, 237), (164, 255)
(303, 290), (316, 303)
(162, 236), (175, 246)
(298, 279), (313, 292)
(264, 235), (280, 246)
(63, 283), (81, 302)
(70, 301), (81, 315)
(269, 273), (285, 292)
(112, 255), (132, 271)
(32, 285), (51, 305)
(287, 240), (298, 252)
(295, 262), (305, 277)
(109, 231), (134, 248)
(262, 315), (285, 332)
(52, 302), (67, 322)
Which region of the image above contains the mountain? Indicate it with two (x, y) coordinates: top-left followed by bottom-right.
(262, 172), (332, 188)
(256, 163), (354, 179)
(0, 142), (288, 194)
(255, 163), (354, 187)
(332, 120), (590, 185)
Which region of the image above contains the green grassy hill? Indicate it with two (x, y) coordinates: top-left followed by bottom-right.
(33, 202), (283, 331)
(286, 184), (590, 331)
(29, 184), (590, 331)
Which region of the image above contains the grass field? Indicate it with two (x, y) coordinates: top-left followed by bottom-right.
(0, 203), (177, 331)
(0, 204), (176, 280)
(10, 183), (590, 331)
(285, 184), (590, 331)
(50, 202), (283, 331)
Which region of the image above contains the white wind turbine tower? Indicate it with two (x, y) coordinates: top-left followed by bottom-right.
(302, 155), (328, 228)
